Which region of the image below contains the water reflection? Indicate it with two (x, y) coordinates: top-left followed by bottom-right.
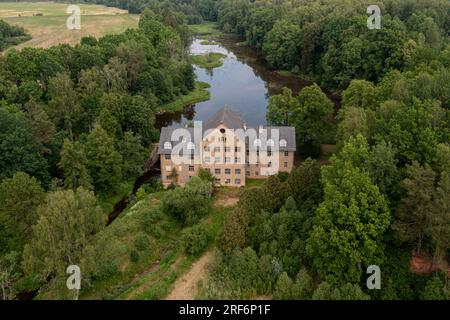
(155, 37), (340, 129)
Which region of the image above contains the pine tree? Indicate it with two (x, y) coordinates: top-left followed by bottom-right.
(393, 161), (435, 254)
(119, 131), (146, 179)
(85, 123), (122, 193)
(273, 272), (293, 300)
(58, 139), (92, 190)
(0, 172), (45, 252)
(427, 171), (450, 265)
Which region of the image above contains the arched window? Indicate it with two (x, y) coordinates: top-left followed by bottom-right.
(253, 139), (261, 147)
(267, 139), (275, 147)
(187, 142), (195, 150)
(164, 141), (172, 149)
(280, 139), (287, 147)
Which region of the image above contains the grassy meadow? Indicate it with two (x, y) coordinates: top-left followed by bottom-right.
(0, 2), (139, 49)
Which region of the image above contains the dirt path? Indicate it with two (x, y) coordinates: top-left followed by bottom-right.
(165, 251), (214, 300)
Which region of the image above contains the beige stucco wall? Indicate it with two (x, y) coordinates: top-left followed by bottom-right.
(160, 124), (295, 187)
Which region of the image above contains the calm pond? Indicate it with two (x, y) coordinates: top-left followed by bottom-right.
(156, 36), (340, 129)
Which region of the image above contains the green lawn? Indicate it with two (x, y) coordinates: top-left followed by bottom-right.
(245, 178), (267, 189)
(159, 81), (211, 113)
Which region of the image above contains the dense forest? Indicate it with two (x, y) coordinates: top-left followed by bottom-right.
(0, 19), (29, 50)
(0, 7), (197, 298)
(206, 0), (450, 300)
(0, 0), (449, 300)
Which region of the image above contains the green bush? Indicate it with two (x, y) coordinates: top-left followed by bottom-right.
(162, 177), (212, 225)
(130, 250), (140, 263)
(96, 259), (121, 280)
(134, 232), (150, 251)
(141, 207), (163, 235)
(182, 225), (211, 256)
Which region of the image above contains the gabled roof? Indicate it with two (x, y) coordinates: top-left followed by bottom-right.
(157, 107), (296, 154)
(253, 126), (296, 151)
(204, 106), (245, 131)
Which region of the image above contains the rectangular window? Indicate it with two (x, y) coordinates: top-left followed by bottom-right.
(189, 165), (194, 172)
(268, 162), (272, 168)
(204, 146), (210, 151)
(235, 179), (241, 185)
(225, 147), (231, 152)
(205, 168), (211, 172)
(235, 147), (241, 152)
(215, 168), (221, 174)
(235, 157), (241, 163)
(285, 151), (289, 157)
(204, 156), (211, 163)
(225, 168), (231, 174)
(246, 171), (250, 176)
(235, 169), (241, 174)
(214, 146), (220, 152)
(215, 178), (221, 184)
(284, 162), (288, 168)
(225, 157), (231, 163)
(225, 179), (231, 184)
(166, 176), (172, 180)
(268, 151), (272, 157)
(165, 154), (171, 160)
(255, 171), (259, 176)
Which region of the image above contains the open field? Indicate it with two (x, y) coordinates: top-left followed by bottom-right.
(0, 2), (139, 49)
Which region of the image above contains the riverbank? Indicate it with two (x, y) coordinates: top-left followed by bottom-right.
(188, 22), (223, 39)
(159, 81), (211, 113)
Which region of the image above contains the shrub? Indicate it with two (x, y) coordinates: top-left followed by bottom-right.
(141, 207), (163, 235)
(130, 250), (140, 263)
(96, 259), (121, 280)
(135, 187), (147, 201)
(198, 168), (215, 185)
(162, 177), (212, 225)
(182, 225), (211, 256)
(134, 232), (149, 251)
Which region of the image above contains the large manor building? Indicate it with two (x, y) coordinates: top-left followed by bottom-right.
(158, 106), (296, 187)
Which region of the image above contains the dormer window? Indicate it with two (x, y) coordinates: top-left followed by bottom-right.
(267, 139), (274, 147)
(220, 128), (226, 134)
(187, 142), (195, 150)
(280, 139), (287, 147)
(164, 142), (172, 149)
(254, 139), (261, 147)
